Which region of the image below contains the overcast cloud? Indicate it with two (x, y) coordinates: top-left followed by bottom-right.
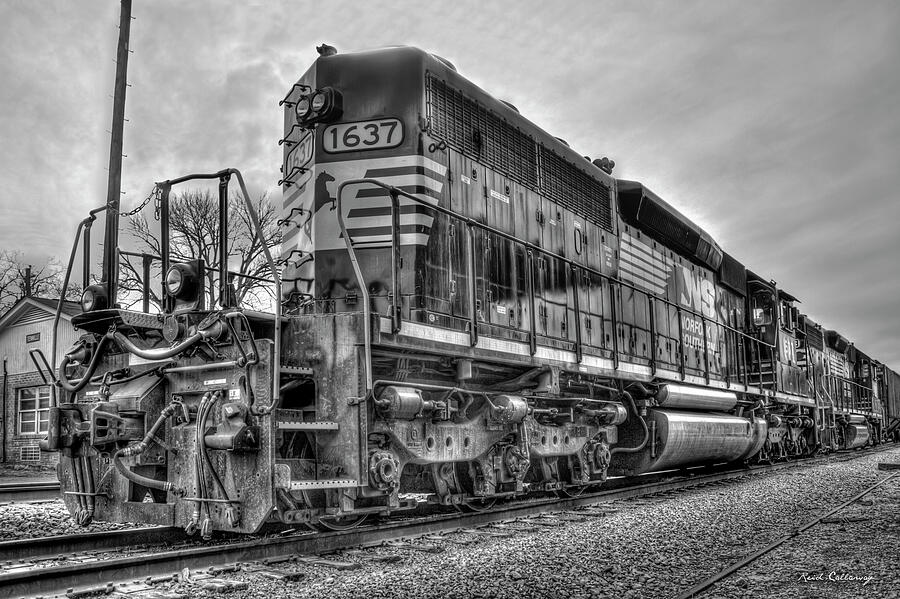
(0, 0), (898, 367)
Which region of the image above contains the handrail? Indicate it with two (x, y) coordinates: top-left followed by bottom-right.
(825, 373), (878, 414)
(52, 205), (107, 408)
(153, 169), (282, 409)
(335, 177), (778, 394)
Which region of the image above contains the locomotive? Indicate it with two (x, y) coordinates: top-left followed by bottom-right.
(40, 45), (900, 535)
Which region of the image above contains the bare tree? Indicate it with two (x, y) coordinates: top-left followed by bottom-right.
(0, 251), (79, 313)
(119, 190), (281, 312)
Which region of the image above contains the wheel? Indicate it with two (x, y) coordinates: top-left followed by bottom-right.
(315, 513), (369, 531)
(455, 497), (498, 513)
(433, 461), (499, 512)
(557, 485), (588, 498)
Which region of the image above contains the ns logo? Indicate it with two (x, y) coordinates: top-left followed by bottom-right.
(675, 264), (716, 319)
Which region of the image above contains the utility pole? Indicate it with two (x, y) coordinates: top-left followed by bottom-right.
(101, 0), (133, 306)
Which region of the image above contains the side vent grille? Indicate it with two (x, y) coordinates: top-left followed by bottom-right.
(617, 180), (724, 271)
(538, 146), (612, 232)
(426, 75), (537, 188)
(717, 252), (747, 296)
(426, 74), (613, 233)
(806, 322), (824, 351)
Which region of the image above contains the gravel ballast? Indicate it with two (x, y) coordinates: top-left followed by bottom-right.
(158, 446), (900, 599)
(0, 499), (134, 541)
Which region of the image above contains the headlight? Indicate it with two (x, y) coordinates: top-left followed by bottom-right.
(310, 91), (327, 113)
(163, 260), (205, 314)
(294, 95), (311, 122)
(165, 265), (185, 297)
(295, 87), (342, 125)
(80, 284), (108, 312)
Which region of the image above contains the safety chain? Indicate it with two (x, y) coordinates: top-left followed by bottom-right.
(111, 185), (162, 220)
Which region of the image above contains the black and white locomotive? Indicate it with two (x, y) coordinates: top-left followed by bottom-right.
(41, 45), (900, 535)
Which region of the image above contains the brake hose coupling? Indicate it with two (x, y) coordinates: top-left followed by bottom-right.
(198, 318), (226, 341)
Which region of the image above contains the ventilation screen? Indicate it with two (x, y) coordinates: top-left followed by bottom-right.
(805, 322), (824, 351)
(426, 74), (613, 232)
(19, 446), (40, 462)
(718, 252), (747, 296)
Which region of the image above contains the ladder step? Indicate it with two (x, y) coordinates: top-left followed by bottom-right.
(276, 420), (339, 431)
(287, 479), (358, 490)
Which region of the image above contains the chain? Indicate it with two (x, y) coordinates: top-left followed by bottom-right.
(112, 185), (161, 220)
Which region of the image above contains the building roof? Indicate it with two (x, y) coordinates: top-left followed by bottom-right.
(29, 297), (82, 317)
(0, 296), (81, 333)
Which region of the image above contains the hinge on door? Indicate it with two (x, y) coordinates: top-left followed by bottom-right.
(536, 209), (545, 226)
(449, 280), (457, 295)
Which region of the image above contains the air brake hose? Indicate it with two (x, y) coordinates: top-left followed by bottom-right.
(610, 391), (650, 455)
(57, 335), (112, 393)
(113, 403), (182, 495)
(111, 330), (205, 361)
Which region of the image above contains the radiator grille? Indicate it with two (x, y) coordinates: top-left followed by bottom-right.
(426, 74), (612, 232)
(426, 75), (537, 188)
(538, 146), (613, 232)
(806, 322), (824, 351)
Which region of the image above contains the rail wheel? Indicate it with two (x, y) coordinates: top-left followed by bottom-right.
(557, 485), (588, 498)
(314, 513), (369, 531)
(433, 462), (498, 512)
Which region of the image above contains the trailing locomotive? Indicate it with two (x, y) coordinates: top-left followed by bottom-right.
(40, 45), (900, 535)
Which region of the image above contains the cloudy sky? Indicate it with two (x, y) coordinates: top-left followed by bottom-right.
(1, 1), (898, 367)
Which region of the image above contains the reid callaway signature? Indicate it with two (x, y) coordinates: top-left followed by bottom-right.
(798, 571), (876, 586)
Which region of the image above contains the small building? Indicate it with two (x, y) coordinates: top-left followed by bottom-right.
(0, 297), (81, 464)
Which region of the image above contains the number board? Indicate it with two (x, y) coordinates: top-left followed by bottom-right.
(323, 119), (403, 153)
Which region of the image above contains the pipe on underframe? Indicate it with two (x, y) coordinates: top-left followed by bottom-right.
(610, 391), (649, 455)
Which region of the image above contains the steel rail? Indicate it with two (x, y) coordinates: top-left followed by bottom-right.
(0, 526), (183, 563)
(675, 469), (900, 599)
(2, 446), (893, 598)
(0, 481), (60, 503)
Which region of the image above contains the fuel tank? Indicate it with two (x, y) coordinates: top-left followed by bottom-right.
(844, 423), (870, 449)
(612, 409), (767, 475)
(656, 384), (738, 412)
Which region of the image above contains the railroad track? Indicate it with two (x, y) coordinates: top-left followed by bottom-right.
(675, 463), (900, 598)
(1, 445), (894, 598)
(0, 481), (59, 503)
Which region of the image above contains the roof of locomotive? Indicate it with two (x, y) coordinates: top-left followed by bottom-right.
(309, 45), (615, 187)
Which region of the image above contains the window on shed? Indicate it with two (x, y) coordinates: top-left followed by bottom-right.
(17, 386), (51, 435)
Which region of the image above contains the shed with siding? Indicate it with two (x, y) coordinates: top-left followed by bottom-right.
(0, 297), (81, 464)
